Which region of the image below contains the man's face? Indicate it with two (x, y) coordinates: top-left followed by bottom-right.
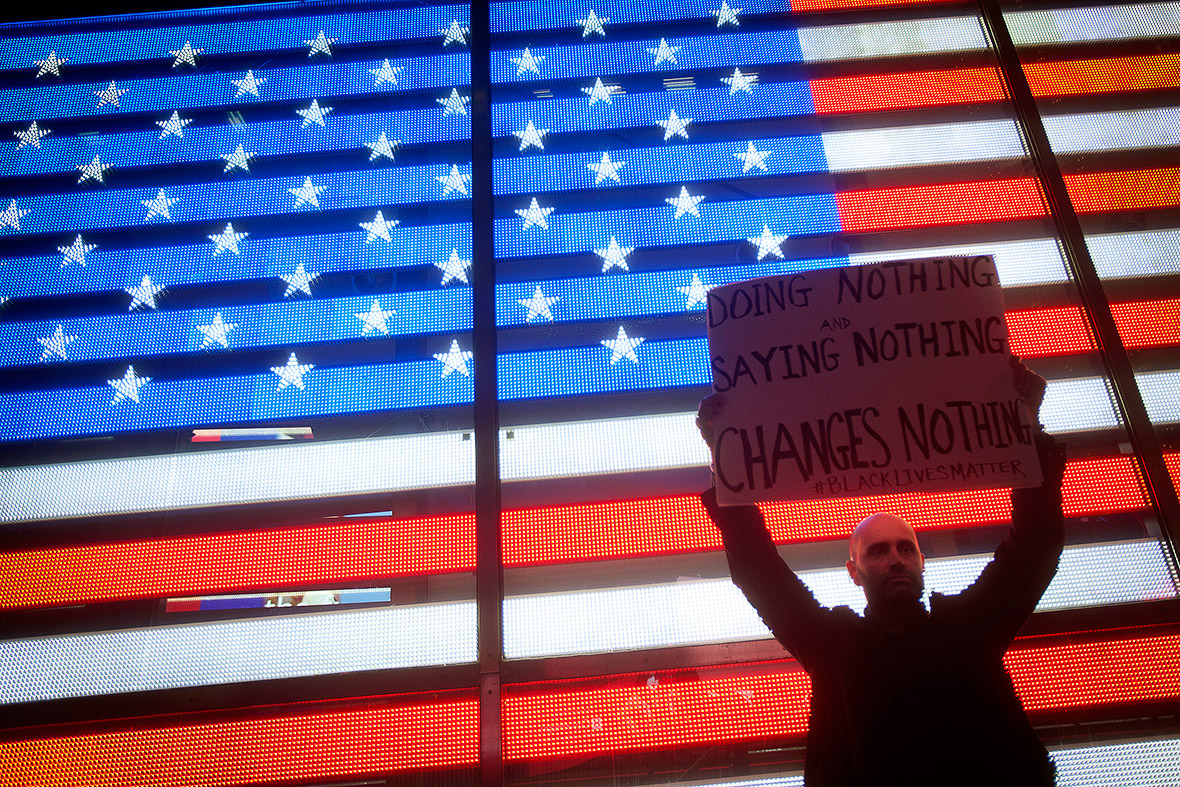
(845, 514), (926, 607)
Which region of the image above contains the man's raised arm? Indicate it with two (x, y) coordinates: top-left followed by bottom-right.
(698, 395), (835, 668)
(951, 358), (1067, 644)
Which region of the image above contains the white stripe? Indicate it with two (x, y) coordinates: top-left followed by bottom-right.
(0, 601), (476, 705)
(797, 16), (986, 61)
(1007, 3), (1180, 45)
(823, 109), (1178, 172)
(1088, 229), (1180, 280)
(661, 738), (1180, 787)
(850, 230), (1180, 287)
(823, 120), (1024, 172)
(1139, 370), (1180, 425)
(850, 238), (1070, 288)
(4, 372), (1170, 522)
(1044, 108), (1180, 154)
(1054, 738), (1180, 787)
(0, 430), (475, 523)
(502, 539), (1176, 659)
(1, 540), (1171, 703)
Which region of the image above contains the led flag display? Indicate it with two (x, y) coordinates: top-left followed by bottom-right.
(2, 1), (1180, 782)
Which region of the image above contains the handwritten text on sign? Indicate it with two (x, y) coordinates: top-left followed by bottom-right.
(706, 256), (1042, 505)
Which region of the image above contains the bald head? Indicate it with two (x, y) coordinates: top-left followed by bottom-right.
(846, 513), (926, 608)
(849, 513), (918, 562)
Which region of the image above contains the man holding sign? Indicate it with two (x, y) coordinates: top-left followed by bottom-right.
(697, 258), (1066, 786)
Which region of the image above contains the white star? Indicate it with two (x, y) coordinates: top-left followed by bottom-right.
(209, 223), (248, 255)
(711, 1), (742, 27)
(582, 77), (621, 105)
(76, 155), (111, 184)
(15, 122), (50, 149)
(108, 366), (151, 404)
(514, 119), (548, 151)
(518, 286), (559, 322)
(736, 141), (772, 173)
(296, 99), (333, 127)
(169, 41), (203, 68)
(438, 88), (470, 115)
(288, 176), (327, 208)
(658, 109), (692, 141)
(196, 312), (237, 348)
(281, 262), (319, 297)
(677, 273), (713, 308)
(436, 249), (472, 285)
(58, 235), (97, 267)
(369, 59), (403, 86)
(221, 144), (257, 172)
(271, 352), (315, 391)
(434, 339), (473, 377)
(595, 236), (634, 272)
(36, 324), (77, 362)
(516, 197), (554, 230)
(365, 131), (401, 161)
(1, 200), (30, 231)
(304, 30), (337, 57)
(436, 164), (471, 196)
(360, 210), (398, 243)
(722, 67), (757, 94)
(232, 69), (267, 97)
(126, 275), (165, 310)
(749, 224), (789, 259)
(601, 325), (644, 364)
(35, 50), (69, 78)
(667, 186), (705, 218)
(141, 189), (178, 221)
(647, 38), (680, 65)
(577, 9), (609, 37)
(156, 110), (193, 139)
(587, 151), (625, 184)
(511, 48), (545, 76)
(441, 19), (469, 47)
(93, 81), (129, 109)
(355, 299), (396, 336)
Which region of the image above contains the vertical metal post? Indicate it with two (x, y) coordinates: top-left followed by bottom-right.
(469, 2), (504, 785)
(977, 0), (1180, 559)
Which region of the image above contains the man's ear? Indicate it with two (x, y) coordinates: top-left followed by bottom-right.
(846, 559), (861, 587)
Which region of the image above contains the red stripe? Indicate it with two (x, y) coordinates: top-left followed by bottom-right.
(1009, 299), (1180, 356)
(1111, 299), (1180, 349)
(0, 700), (480, 787)
(793, 0), (965, 10)
(502, 633), (1180, 760)
(836, 169), (1180, 234)
(3, 633), (1176, 784)
(1007, 306), (1095, 358)
(1026, 53), (1180, 97)
(808, 54), (1180, 117)
(836, 178), (1047, 232)
(811, 67), (1006, 114)
(0, 456), (1150, 609)
(1064, 168), (1180, 214)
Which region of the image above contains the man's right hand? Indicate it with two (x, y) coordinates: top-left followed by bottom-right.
(696, 393), (723, 452)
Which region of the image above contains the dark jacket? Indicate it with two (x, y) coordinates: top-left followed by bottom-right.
(701, 438), (1065, 786)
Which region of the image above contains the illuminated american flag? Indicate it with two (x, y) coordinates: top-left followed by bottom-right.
(1, 1), (1179, 784)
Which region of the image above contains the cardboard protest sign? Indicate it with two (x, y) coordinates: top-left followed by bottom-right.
(706, 256), (1042, 505)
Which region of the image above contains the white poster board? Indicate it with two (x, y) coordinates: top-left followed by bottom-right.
(706, 256), (1042, 505)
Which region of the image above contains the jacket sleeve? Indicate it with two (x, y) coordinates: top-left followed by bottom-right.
(953, 430), (1067, 649)
(701, 487), (835, 668)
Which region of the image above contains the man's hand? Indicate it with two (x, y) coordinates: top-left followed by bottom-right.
(1012, 356), (1064, 491)
(696, 393), (724, 453)
(1012, 355), (1047, 418)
